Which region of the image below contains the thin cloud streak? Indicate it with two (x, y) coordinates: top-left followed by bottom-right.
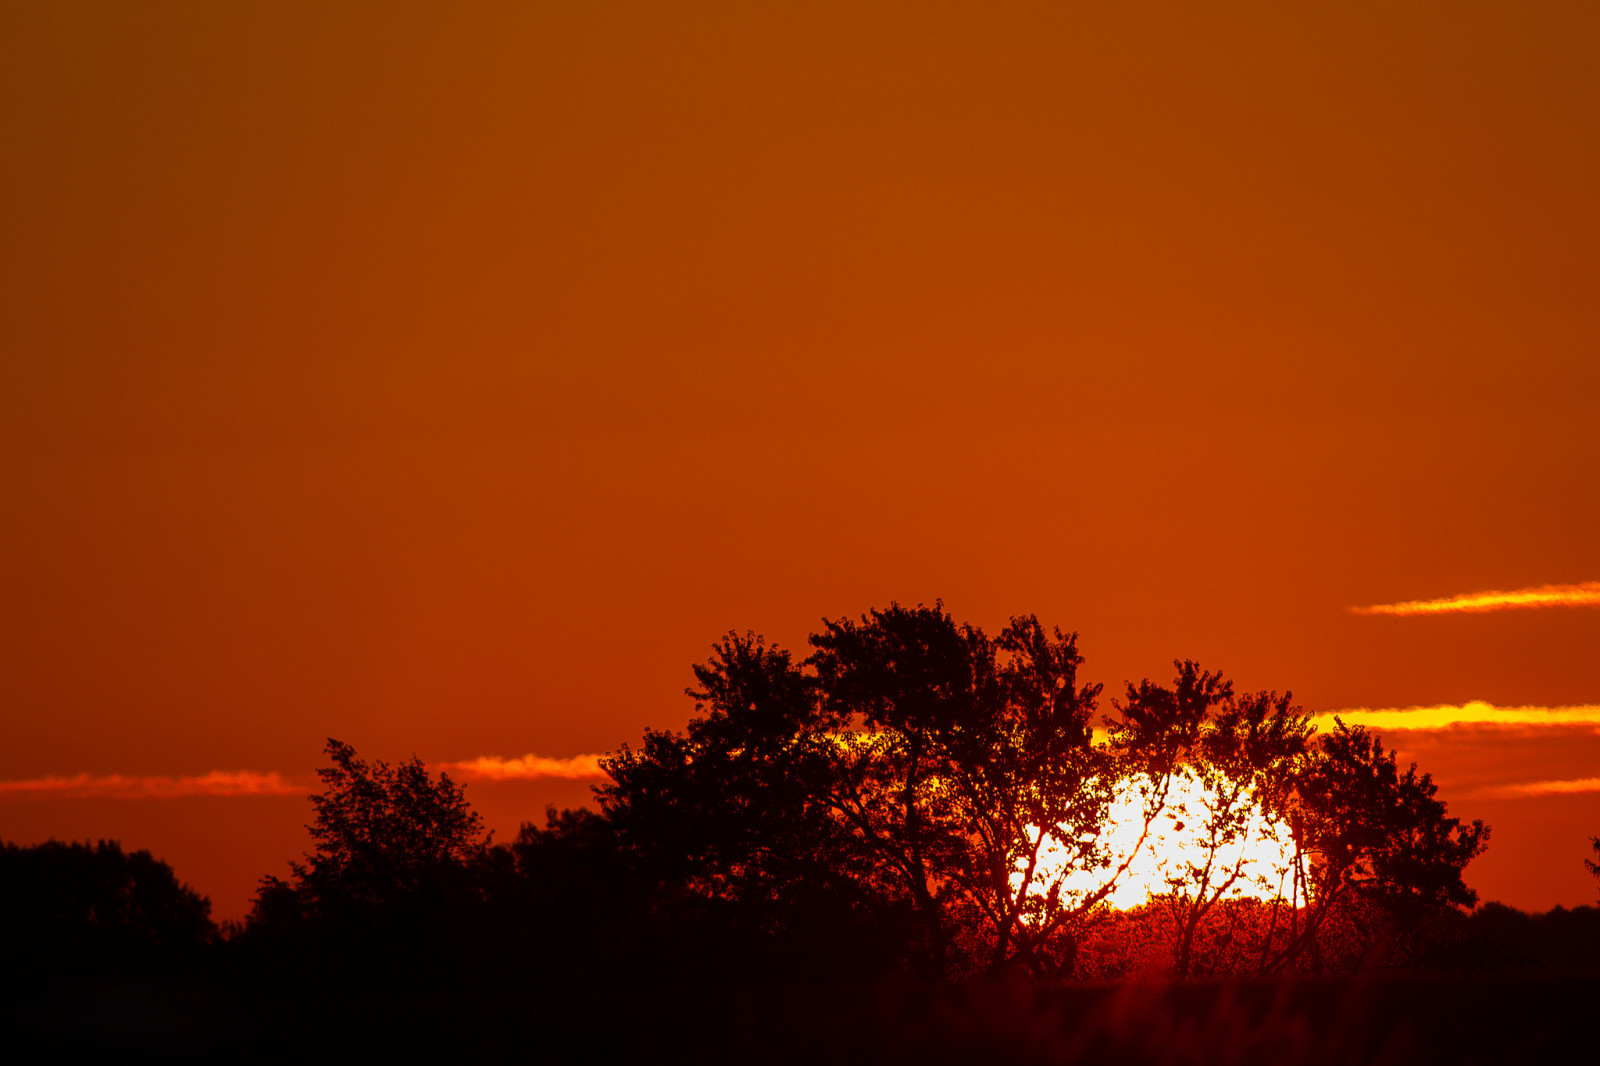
(437, 753), (607, 781)
(0, 752), (612, 800)
(1352, 581), (1600, 616)
(1475, 777), (1600, 799)
(1312, 702), (1600, 734)
(0, 770), (300, 800)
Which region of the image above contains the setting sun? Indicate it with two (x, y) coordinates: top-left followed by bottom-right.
(1019, 770), (1300, 912)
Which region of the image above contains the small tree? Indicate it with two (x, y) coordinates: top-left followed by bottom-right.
(253, 738), (485, 922)
(1266, 721), (1488, 972)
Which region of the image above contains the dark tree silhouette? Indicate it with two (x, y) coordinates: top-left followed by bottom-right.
(1267, 720), (1489, 972)
(598, 632), (902, 978)
(0, 838), (214, 976)
(222, 606), (1496, 987)
(811, 605), (1139, 977)
(601, 608), (1118, 978)
(806, 602), (1003, 976)
(969, 616), (1110, 975)
(595, 604), (1492, 979)
(251, 738), (485, 924)
(1104, 663), (1312, 976)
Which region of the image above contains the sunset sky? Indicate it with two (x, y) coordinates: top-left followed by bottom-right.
(3, 2), (1598, 922)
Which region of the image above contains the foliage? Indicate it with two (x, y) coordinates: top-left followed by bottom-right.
(598, 631), (912, 978)
(597, 604), (1492, 979)
(220, 604), (1499, 983)
(1105, 664), (1312, 976)
(1266, 720), (1489, 972)
(0, 838), (214, 974)
(809, 604), (1116, 975)
(250, 738), (486, 925)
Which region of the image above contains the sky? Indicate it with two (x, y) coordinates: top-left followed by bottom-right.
(3, 2), (1598, 922)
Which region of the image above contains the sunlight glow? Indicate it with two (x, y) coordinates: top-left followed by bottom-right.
(1351, 581), (1600, 616)
(1018, 770), (1299, 912)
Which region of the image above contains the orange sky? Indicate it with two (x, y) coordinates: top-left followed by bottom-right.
(3, 3), (1598, 921)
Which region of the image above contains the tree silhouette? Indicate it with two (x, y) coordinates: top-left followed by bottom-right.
(1266, 720), (1489, 972)
(806, 602), (1001, 975)
(597, 632), (891, 977)
(1103, 665), (1312, 976)
(594, 604), (1492, 978)
(0, 838), (214, 975)
(809, 604), (1113, 976)
(972, 616), (1110, 975)
(251, 738), (485, 924)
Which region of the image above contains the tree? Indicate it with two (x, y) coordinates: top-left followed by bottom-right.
(1266, 720), (1488, 972)
(0, 838), (214, 974)
(970, 615), (1110, 975)
(1104, 664), (1312, 976)
(807, 602), (1001, 975)
(595, 605), (1492, 980)
(603, 605), (1118, 977)
(808, 604), (1127, 977)
(597, 631), (882, 976)
(252, 738), (486, 923)
(599, 609), (1111, 977)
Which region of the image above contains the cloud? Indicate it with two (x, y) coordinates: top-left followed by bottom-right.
(1351, 581), (1600, 616)
(436, 753), (607, 781)
(1312, 702), (1600, 734)
(1474, 777), (1600, 799)
(0, 770), (300, 800)
(0, 752), (612, 800)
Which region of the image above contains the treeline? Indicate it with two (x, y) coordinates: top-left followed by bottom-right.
(6, 604), (1600, 993)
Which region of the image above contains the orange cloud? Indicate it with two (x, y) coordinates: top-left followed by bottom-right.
(1351, 581), (1600, 616)
(436, 753), (607, 781)
(1475, 777), (1600, 799)
(0, 770), (300, 800)
(1313, 702), (1600, 734)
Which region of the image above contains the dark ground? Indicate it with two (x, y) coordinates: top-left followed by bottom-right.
(5, 972), (1592, 1064)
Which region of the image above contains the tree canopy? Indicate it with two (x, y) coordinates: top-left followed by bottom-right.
(596, 602), (1488, 978)
(251, 738), (486, 927)
(0, 838), (215, 974)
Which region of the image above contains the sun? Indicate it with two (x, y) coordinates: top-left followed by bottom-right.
(1016, 769), (1300, 912)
